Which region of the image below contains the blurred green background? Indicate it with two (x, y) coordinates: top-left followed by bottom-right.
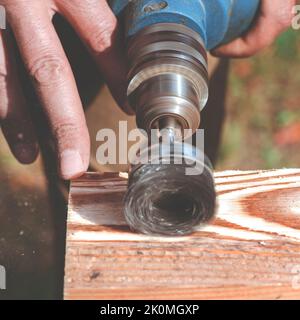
(218, 28), (300, 170)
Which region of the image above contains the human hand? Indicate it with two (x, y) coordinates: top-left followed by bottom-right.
(0, 0), (129, 179)
(212, 0), (296, 58)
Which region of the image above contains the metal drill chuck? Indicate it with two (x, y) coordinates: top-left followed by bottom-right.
(127, 23), (209, 137)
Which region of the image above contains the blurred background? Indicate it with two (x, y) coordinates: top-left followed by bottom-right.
(220, 28), (300, 170)
(0, 25), (299, 299)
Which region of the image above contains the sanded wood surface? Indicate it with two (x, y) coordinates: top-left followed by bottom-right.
(64, 169), (300, 300)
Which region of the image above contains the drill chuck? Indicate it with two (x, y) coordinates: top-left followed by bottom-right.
(127, 23), (208, 137)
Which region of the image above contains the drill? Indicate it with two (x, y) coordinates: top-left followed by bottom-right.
(109, 0), (260, 236)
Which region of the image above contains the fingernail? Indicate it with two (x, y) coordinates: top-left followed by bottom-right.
(60, 150), (85, 180)
(12, 143), (39, 164)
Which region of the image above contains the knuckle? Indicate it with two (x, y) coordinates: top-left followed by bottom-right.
(88, 20), (117, 53)
(29, 54), (68, 86)
(54, 121), (84, 145)
(277, 3), (295, 29)
(278, 14), (293, 29)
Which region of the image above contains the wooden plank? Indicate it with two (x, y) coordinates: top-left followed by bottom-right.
(64, 170), (300, 300)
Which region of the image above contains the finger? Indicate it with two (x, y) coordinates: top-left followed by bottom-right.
(0, 30), (39, 164)
(6, 0), (90, 179)
(212, 0), (295, 58)
(57, 0), (133, 114)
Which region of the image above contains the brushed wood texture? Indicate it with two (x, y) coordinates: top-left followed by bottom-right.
(64, 170), (300, 300)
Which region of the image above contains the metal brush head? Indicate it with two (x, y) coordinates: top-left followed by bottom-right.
(124, 142), (216, 236)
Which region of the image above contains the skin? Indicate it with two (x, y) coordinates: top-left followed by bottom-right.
(0, 0), (296, 180)
(213, 0), (296, 57)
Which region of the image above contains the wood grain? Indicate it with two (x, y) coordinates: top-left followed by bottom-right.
(64, 170), (300, 300)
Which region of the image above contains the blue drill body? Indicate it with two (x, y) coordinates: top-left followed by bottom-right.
(109, 0), (260, 50)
